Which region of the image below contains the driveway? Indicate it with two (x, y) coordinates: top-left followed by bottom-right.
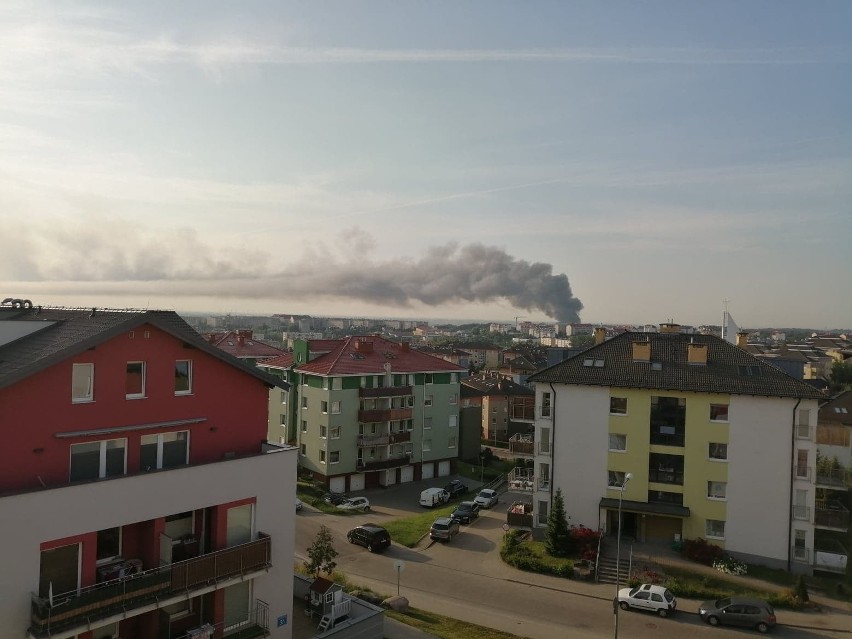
(296, 480), (852, 639)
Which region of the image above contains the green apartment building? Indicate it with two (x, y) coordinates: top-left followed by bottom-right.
(287, 336), (465, 492)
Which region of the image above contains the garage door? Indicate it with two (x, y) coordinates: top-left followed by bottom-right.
(400, 466), (414, 483)
(329, 476), (346, 494)
(379, 469), (396, 487)
(421, 462), (434, 480)
(438, 460), (451, 477)
(349, 473), (365, 492)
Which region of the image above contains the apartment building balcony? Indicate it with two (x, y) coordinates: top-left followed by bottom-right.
(508, 433), (535, 458)
(357, 434), (390, 447)
(357, 454), (412, 471)
(508, 467), (535, 491)
(29, 535), (272, 639)
(815, 500), (850, 531)
(358, 408), (413, 422)
(359, 386), (412, 399)
(389, 431), (411, 444)
(509, 402), (535, 422)
(815, 467), (852, 490)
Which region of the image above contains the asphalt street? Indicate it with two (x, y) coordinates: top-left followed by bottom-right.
(296, 478), (852, 639)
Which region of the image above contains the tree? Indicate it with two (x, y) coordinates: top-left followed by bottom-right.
(304, 525), (338, 578)
(545, 488), (571, 556)
(794, 575), (810, 602)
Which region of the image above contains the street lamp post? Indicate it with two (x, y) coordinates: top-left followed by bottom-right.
(613, 472), (633, 639)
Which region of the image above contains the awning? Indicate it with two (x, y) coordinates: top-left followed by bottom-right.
(599, 497), (690, 518)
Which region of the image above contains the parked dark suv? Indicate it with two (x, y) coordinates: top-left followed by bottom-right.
(450, 500), (480, 524)
(445, 479), (468, 499)
(430, 517), (460, 542)
(346, 524), (391, 553)
(699, 597), (776, 633)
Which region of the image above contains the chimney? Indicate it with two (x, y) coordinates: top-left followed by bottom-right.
(687, 341), (708, 365)
(736, 332), (748, 349)
(355, 339), (374, 354)
(238, 334), (245, 346)
(399, 341), (410, 353)
(594, 327), (607, 345)
(660, 323), (681, 334)
(632, 340), (651, 362)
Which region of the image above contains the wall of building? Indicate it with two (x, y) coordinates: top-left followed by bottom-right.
(0, 448), (297, 639)
(0, 323), (271, 492)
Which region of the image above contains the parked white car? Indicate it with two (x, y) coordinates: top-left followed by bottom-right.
(337, 496), (371, 511)
(474, 488), (499, 508)
(296, 498), (303, 512)
(617, 584), (677, 617)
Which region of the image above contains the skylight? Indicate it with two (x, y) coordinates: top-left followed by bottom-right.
(651, 362), (663, 371)
(583, 358), (595, 367)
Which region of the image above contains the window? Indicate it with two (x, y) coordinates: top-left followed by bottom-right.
(648, 453), (684, 485)
(448, 436), (456, 449)
(709, 404), (729, 421)
(126, 362), (145, 399)
(610, 397), (627, 415)
(541, 392), (552, 417)
(96, 527), (121, 564)
(300, 444), (306, 456)
(708, 442), (728, 460)
(320, 425), (327, 438)
(330, 426), (340, 439)
(72, 363), (94, 403)
(449, 415), (457, 428)
(332, 377), (342, 390)
(449, 393), (458, 405)
(537, 500), (548, 526)
(141, 431), (189, 470)
(280, 390), (287, 404)
(650, 396), (686, 446)
(321, 401), (329, 414)
(648, 490), (683, 505)
(425, 373), (434, 384)
(301, 420), (308, 432)
(319, 450), (327, 464)
(705, 519), (725, 539)
(423, 439), (432, 452)
(406, 419), (413, 431)
(330, 451), (340, 464)
(539, 427), (551, 454)
(451, 373), (458, 383)
(70, 438), (126, 481)
(424, 417), (432, 430)
(797, 409), (811, 438)
(424, 395), (433, 407)
(322, 378), (330, 390)
(174, 360), (192, 394)
(608, 471), (626, 487)
(301, 396), (308, 409)
(707, 481), (727, 499)
(331, 401), (341, 414)
(279, 414), (287, 426)
(609, 434), (627, 451)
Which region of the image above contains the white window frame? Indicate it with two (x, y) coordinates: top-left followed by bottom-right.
(425, 373), (434, 385)
(174, 360), (192, 395)
(301, 396), (308, 409)
(449, 415), (458, 428)
(423, 439), (432, 452)
(709, 403), (729, 422)
(608, 433), (627, 452)
(332, 378), (342, 391)
(321, 401), (329, 414)
(70, 438), (127, 480)
(607, 470), (626, 488)
(541, 391), (552, 418)
(708, 442), (728, 461)
(424, 417), (432, 430)
(329, 426), (341, 439)
(707, 481), (727, 500)
(448, 435), (457, 449)
(319, 450), (327, 464)
(330, 451), (340, 464)
(320, 425), (327, 439)
(449, 393), (458, 405)
(424, 394), (433, 407)
(331, 401), (341, 414)
(95, 527), (122, 565)
(140, 431), (189, 469)
(705, 519), (726, 540)
(72, 363), (94, 403)
(609, 397), (628, 415)
(125, 361), (146, 399)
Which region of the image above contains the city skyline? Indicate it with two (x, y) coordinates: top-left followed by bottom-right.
(1, 1), (850, 328)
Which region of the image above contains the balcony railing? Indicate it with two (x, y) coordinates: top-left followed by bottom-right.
(359, 386), (412, 398)
(649, 432), (685, 447)
(815, 500), (851, 530)
(793, 465), (812, 481)
(648, 470), (684, 485)
(792, 505), (811, 521)
(358, 408), (413, 422)
(30, 535), (271, 638)
(357, 434), (389, 447)
(508, 467), (535, 491)
(508, 434), (535, 457)
(509, 403), (535, 422)
(815, 468), (852, 489)
(174, 599), (270, 639)
(389, 431), (411, 444)
(357, 454), (412, 471)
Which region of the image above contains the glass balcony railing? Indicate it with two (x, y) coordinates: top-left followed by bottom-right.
(29, 535), (271, 638)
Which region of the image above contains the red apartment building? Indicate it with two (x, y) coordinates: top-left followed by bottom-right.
(0, 302), (296, 639)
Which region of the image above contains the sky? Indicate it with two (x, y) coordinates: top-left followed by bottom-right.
(1, 1), (850, 329)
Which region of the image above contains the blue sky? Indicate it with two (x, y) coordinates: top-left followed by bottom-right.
(1, 1), (850, 328)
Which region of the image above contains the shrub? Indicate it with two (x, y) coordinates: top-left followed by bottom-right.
(682, 537), (726, 566)
(712, 555), (748, 576)
(794, 575), (809, 602)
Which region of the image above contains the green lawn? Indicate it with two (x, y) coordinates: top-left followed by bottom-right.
(386, 608), (532, 639)
(384, 505), (457, 547)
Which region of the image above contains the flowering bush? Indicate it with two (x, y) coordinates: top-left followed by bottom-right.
(681, 537), (725, 565)
(712, 555), (748, 576)
(569, 525), (602, 561)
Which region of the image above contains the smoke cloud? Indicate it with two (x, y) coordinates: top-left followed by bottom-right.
(2, 220), (583, 322)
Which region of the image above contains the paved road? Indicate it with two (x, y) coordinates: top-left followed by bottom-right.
(296, 479), (852, 639)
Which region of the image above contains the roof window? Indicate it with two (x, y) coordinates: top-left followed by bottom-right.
(651, 362), (663, 371)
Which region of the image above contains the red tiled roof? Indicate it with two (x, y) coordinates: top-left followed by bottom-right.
(309, 339), (345, 353)
(259, 353), (294, 369)
(296, 335), (465, 376)
(204, 330), (286, 360)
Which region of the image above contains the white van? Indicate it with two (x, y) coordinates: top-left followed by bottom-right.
(420, 487), (450, 508)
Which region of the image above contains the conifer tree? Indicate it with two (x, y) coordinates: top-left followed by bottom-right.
(545, 488), (571, 556)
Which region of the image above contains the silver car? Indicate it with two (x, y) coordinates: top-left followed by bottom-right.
(474, 488), (499, 508)
(699, 597), (776, 633)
